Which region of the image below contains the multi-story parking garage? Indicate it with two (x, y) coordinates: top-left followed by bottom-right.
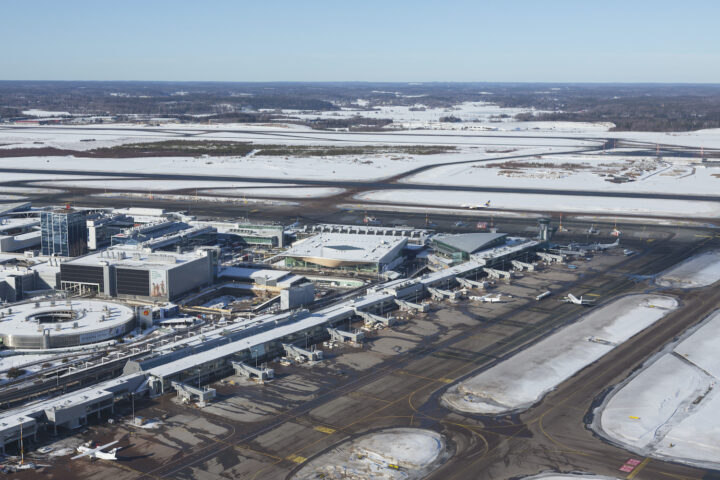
(0, 299), (135, 349)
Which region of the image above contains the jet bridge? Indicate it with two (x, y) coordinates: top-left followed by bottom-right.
(171, 381), (216, 407)
(483, 267), (512, 281)
(327, 327), (365, 344)
(427, 287), (459, 301)
(457, 277), (489, 290)
(231, 361), (274, 381)
(354, 308), (396, 327)
(283, 343), (323, 362)
(394, 299), (428, 313)
(511, 260), (536, 271)
(537, 252), (564, 263)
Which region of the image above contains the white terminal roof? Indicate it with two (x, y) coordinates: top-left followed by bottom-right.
(283, 233), (407, 264)
(0, 299), (134, 337)
(64, 247), (208, 271)
(219, 267), (291, 283)
(0, 217), (39, 234)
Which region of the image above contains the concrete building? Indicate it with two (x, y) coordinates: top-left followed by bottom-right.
(192, 220), (286, 247)
(431, 232), (508, 261)
(86, 213), (134, 250)
(59, 247), (216, 301)
(0, 299), (135, 349)
(282, 233), (407, 273)
(0, 258), (60, 302)
(40, 208), (87, 257)
(0, 217), (41, 253)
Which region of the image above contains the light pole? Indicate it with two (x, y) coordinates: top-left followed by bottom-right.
(131, 393), (135, 423)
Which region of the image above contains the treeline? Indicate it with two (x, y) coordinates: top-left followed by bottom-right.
(515, 93), (720, 132)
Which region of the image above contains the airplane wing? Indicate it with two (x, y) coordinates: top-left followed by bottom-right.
(71, 440), (119, 460)
(71, 450), (92, 460)
(96, 440), (119, 451)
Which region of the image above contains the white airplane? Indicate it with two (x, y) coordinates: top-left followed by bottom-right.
(594, 238), (620, 251)
(470, 294), (503, 303)
(561, 293), (595, 306)
(461, 200), (491, 209)
(71, 440), (120, 461)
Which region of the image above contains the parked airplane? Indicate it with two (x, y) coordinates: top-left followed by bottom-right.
(470, 294), (503, 303)
(462, 200), (491, 209)
(71, 440), (120, 461)
(561, 293), (595, 306)
(592, 238), (620, 251)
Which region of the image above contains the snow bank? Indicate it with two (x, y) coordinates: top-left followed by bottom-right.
(593, 309), (720, 470)
(442, 295), (678, 415)
(293, 428), (450, 480)
(656, 250), (720, 288)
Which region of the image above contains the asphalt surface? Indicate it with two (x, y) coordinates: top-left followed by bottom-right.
(19, 226), (713, 480)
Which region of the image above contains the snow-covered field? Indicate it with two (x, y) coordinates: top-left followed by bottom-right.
(25, 177), (344, 198)
(656, 250), (720, 288)
(0, 151), (491, 182)
(2, 113), (720, 219)
(442, 295), (678, 415)
(293, 428), (450, 480)
(355, 189), (720, 218)
(402, 152), (720, 196)
(593, 309), (720, 470)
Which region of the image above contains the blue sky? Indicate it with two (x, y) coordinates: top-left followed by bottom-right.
(2, 0), (719, 82)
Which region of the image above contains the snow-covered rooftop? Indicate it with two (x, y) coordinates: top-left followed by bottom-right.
(282, 233), (407, 264)
(64, 247), (209, 271)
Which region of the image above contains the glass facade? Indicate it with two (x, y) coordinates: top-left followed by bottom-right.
(41, 210), (88, 257)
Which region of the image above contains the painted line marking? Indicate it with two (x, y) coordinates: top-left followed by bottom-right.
(286, 454), (307, 464)
(629, 416), (640, 420)
(626, 457), (650, 479)
(314, 426), (336, 434)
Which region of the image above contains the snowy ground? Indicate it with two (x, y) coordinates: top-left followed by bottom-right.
(355, 190), (720, 218)
(656, 250), (720, 288)
(442, 295), (678, 415)
(402, 151), (720, 196)
(293, 428), (451, 480)
(593, 309), (720, 470)
(2, 115), (720, 220)
(27, 177), (344, 198)
(91, 192), (295, 206)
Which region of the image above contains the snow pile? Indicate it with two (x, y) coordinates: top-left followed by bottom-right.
(22, 109), (71, 117)
(656, 250), (720, 288)
(442, 295), (678, 415)
(594, 309), (720, 470)
(293, 428), (450, 480)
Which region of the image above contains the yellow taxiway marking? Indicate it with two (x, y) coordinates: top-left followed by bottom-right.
(313, 426), (336, 434)
(397, 370), (453, 383)
(286, 454), (307, 464)
(585, 293), (601, 297)
(695, 234), (713, 238)
(626, 457), (650, 479)
(647, 238), (655, 243)
(629, 415), (640, 420)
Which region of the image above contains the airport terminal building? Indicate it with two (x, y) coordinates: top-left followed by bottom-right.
(59, 248), (216, 301)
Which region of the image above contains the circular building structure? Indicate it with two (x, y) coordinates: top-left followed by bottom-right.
(0, 299), (135, 349)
